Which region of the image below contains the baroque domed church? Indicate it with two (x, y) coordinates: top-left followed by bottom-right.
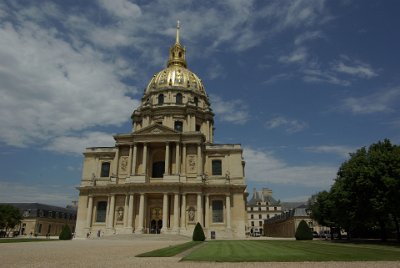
(75, 23), (247, 239)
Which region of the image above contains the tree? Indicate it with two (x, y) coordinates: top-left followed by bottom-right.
(0, 205), (22, 237)
(315, 139), (400, 241)
(295, 220), (313, 240)
(192, 222), (205, 241)
(59, 225), (73, 240)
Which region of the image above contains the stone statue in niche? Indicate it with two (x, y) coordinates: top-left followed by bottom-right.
(188, 206), (195, 222)
(117, 207), (124, 221)
(120, 157), (128, 172)
(188, 155), (196, 172)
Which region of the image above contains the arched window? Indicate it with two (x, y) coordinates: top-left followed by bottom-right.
(212, 200), (223, 223)
(152, 161), (165, 178)
(194, 97), (198, 106)
(176, 93), (182, 104)
(96, 201), (107, 222)
(174, 121), (183, 132)
(100, 162), (110, 177)
(212, 160), (222, 175)
(158, 94), (164, 105)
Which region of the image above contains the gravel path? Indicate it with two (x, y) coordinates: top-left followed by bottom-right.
(1, 237), (399, 268)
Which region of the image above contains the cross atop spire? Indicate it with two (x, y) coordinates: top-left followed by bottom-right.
(176, 20), (180, 44)
(167, 21), (187, 68)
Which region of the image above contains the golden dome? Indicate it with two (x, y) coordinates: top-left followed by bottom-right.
(145, 21), (206, 96)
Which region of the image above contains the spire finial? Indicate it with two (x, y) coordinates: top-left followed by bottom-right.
(176, 20), (180, 44)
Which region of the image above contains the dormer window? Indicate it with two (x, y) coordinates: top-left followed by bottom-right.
(176, 93), (182, 104)
(158, 94), (164, 105)
(174, 121), (183, 132)
(100, 162), (110, 177)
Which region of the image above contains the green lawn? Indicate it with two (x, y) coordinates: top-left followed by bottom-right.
(181, 240), (400, 262)
(0, 238), (57, 243)
(136, 241), (202, 257)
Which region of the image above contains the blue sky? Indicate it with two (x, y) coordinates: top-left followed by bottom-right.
(1, 0), (399, 206)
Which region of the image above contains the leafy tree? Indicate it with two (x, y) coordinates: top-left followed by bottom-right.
(0, 204), (22, 236)
(314, 139), (400, 241)
(59, 225), (73, 240)
(192, 222), (205, 241)
(295, 220), (313, 240)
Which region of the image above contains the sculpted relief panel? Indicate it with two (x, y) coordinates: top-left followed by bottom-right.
(187, 155), (196, 173)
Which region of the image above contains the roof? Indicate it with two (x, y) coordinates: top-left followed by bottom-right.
(265, 207), (310, 224)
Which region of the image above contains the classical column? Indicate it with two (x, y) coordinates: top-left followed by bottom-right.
(162, 193), (168, 232)
(105, 196), (111, 228)
(197, 144), (202, 175)
(205, 194), (210, 229)
(226, 194), (231, 229)
(108, 194), (115, 229)
(123, 195), (129, 227)
(165, 142), (170, 175)
(180, 193), (186, 230)
(142, 143), (147, 176)
(127, 194), (134, 230)
(114, 147), (120, 177)
(173, 193), (179, 232)
(175, 143), (180, 174)
(131, 143), (137, 175)
(182, 144), (187, 174)
(136, 193), (145, 233)
(128, 146), (133, 176)
(86, 195), (93, 228)
(197, 193), (203, 226)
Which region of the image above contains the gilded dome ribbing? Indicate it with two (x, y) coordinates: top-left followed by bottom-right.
(144, 21), (206, 96)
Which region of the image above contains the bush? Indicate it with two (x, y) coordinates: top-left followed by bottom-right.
(192, 222), (206, 241)
(295, 220), (313, 240)
(59, 225), (73, 240)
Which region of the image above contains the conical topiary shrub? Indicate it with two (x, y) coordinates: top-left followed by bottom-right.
(295, 220), (313, 240)
(192, 222), (206, 241)
(59, 225), (73, 240)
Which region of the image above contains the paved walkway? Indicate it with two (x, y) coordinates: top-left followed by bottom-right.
(1, 236), (399, 268)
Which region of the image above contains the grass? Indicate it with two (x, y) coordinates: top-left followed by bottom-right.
(0, 238), (57, 243)
(136, 241), (202, 257)
(181, 240), (400, 262)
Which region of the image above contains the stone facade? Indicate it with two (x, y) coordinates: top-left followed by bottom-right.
(1, 203), (76, 237)
(263, 205), (325, 238)
(75, 23), (247, 239)
(246, 188), (282, 236)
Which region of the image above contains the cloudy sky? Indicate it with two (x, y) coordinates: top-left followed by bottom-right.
(1, 0), (399, 206)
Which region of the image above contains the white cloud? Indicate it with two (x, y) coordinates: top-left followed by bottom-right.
(0, 11), (139, 147)
(211, 94), (249, 124)
(303, 145), (355, 158)
(45, 132), (116, 155)
(294, 30), (323, 45)
(303, 68), (351, 86)
(0, 181), (77, 207)
(265, 116), (308, 133)
(342, 87), (400, 114)
(98, 0), (142, 19)
(244, 147), (337, 188)
(332, 56), (378, 79)
(279, 47), (308, 64)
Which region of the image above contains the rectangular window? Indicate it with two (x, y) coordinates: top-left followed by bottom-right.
(96, 201), (107, 223)
(212, 160), (222, 176)
(259, 221), (262, 226)
(100, 162), (111, 177)
(259, 214), (262, 219)
(212, 200), (223, 223)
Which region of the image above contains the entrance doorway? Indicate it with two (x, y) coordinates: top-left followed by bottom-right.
(149, 207), (162, 234)
(152, 161), (165, 178)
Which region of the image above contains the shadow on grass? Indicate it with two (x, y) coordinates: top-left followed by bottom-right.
(136, 241), (202, 257)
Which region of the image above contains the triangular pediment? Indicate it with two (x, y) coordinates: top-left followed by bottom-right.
(134, 124), (177, 135)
